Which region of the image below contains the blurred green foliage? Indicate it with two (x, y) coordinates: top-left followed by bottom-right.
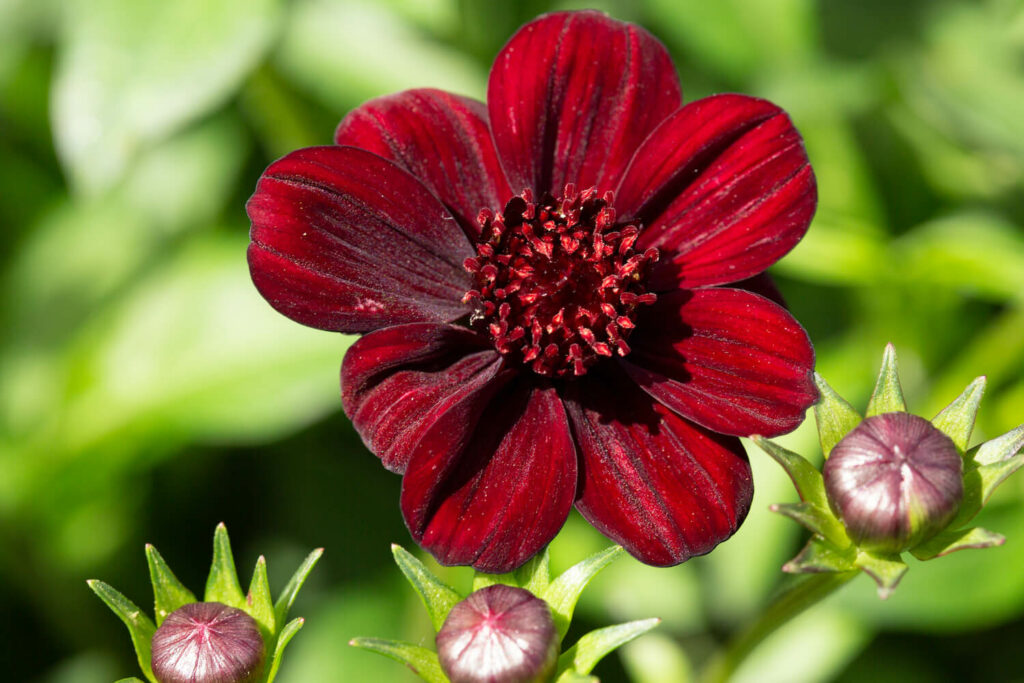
(1, 0), (1022, 681)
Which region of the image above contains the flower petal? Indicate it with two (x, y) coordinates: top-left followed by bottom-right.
(402, 381), (577, 573)
(341, 323), (506, 474)
(622, 288), (816, 438)
(334, 89), (512, 240)
(247, 145), (472, 333)
(565, 365), (752, 566)
(616, 94), (816, 289)
(488, 11), (681, 197)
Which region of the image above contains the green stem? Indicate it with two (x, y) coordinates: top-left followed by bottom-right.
(700, 571), (858, 683)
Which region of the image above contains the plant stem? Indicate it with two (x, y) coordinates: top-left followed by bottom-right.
(699, 571), (858, 683)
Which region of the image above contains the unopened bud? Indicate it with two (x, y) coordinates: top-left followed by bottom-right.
(824, 412), (963, 553)
(436, 584), (559, 683)
(151, 602), (265, 683)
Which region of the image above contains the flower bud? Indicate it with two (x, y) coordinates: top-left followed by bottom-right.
(824, 412), (963, 553)
(436, 584), (559, 683)
(151, 602), (265, 683)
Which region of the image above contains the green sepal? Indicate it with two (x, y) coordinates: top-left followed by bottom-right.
(812, 373), (862, 458)
(782, 536), (857, 574)
(931, 377), (986, 452)
(752, 436), (829, 510)
(556, 674), (600, 683)
(246, 555), (276, 639)
(205, 522), (246, 609)
(87, 580), (157, 683)
(955, 429), (1024, 527)
(513, 547), (551, 596)
(391, 544), (461, 632)
(471, 571), (512, 592)
(349, 637), (448, 683)
(542, 545), (624, 642)
(555, 618), (660, 679)
(973, 424), (1024, 466)
(865, 343), (907, 417)
(274, 547), (323, 627)
(910, 527), (1005, 561)
(854, 551), (907, 599)
(145, 543), (195, 625)
(115, 679), (147, 683)
(769, 502), (850, 548)
(266, 617), (305, 683)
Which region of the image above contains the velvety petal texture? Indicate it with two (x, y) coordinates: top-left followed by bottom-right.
(488, 10), (681, 196)
(567, 366), (753, 566)
(402, 382), (577, 573)
(616, 94), (816, 290)
(341, 323), (507, 473)
(248, 146), (472, 333)
(248, 10), (820, 574)
(334, 89), (511, 240)
(622, 288), (816, 437)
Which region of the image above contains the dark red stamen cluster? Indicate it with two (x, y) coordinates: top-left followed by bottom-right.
(463, 184), (658, 377)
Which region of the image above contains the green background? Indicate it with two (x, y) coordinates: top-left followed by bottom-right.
(2, 0), (1023, 680)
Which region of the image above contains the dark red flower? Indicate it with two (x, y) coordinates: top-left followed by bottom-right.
(247, 11), (817, 573)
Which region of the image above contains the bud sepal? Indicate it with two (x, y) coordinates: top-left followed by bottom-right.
(351, 544), (658, 682)
(757, 344), (1024, 599)
(89, 523), (322, 682)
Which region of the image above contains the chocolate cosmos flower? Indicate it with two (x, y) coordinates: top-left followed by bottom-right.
(248, 11), (817, 573)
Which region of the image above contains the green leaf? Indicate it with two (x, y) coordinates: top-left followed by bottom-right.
(348, 637), (448, 683)
(931, 376), (986, 452)
(910, 527), (1005, 561)
(145, 543), (195, 625)
(87, 580), (157, 683)
(52, 0), (281, 193)
(266, 617), (306, 683)
(205, 523), (245, 608)
(769, 502), (850, 548)
(391, 544), (461, 632)
(865, 343), (907, 416)
(557, 619), (660, 678)
(542, 546), (623, 641)
(513, 546), (551, 596)
(751, 436), (829, 510)
(274, 547), (324, 627)
(247, 555), (276, 639)
(854, 551), (908, 600)
(782, 537), (857, 574)
(812, 372), (862, 458)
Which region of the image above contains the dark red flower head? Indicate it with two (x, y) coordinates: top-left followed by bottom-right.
(247, 11), (818, 573)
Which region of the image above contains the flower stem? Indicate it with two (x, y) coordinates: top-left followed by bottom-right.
(699, 571), (858, 683)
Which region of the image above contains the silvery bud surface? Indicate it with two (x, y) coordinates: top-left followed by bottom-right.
(436, 584), (559, 683)
(824, 412), (963, 554)
(151, 602), (265, 683)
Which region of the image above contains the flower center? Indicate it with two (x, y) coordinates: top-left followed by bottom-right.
(463, 185), (658, 377)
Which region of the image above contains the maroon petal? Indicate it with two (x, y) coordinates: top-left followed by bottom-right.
(341, 323), (507, 473)
(565, 365), (752, 566)
(247, 145), (473, 333)
(402, 381), (577, 573)
(622, 287), (816, 438)
(615, 94), (816, 290)
(334, 89), (512, 240)
(488, 11), (681, 197)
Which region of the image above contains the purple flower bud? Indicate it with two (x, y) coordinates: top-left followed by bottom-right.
(151, 602), (265, 683)
(824, 412), (963, 553)
(436, 585), (559, 683)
